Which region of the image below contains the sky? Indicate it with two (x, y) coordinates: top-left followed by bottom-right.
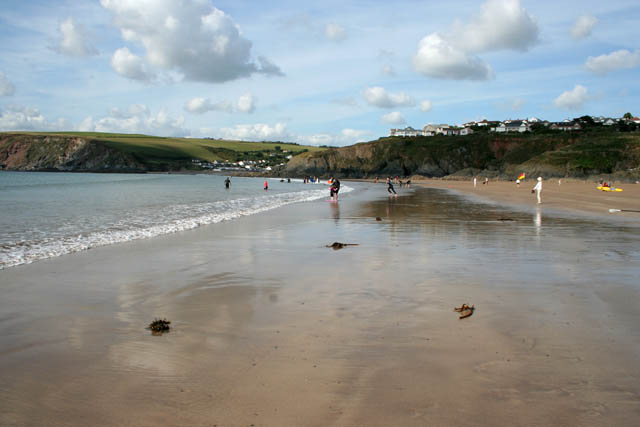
(0, 0), (639, 146)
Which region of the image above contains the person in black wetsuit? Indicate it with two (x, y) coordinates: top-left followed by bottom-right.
(224, 177), (231, 189)
(386, 176), (397, 196)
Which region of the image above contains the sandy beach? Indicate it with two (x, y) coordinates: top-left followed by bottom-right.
(1, 181), (640, 426)
(415, 177), (640, 221)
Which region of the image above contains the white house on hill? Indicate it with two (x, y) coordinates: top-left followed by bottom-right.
(492, 120), (530, 133)
(389, 127), (421, 137)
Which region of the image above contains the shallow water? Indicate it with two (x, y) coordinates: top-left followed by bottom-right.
(0, 172), (348, 269)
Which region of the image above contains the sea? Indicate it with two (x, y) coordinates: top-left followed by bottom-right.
(0, 172), (351, 269)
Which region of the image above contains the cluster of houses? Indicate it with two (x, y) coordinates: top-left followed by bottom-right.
(191, 156), (291, 172)
(390, 115), (640, 137)
(389, 124), (475, 137)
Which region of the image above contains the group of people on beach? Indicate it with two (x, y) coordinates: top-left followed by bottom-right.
(472, 177), (490, 187)
(228, 174), (546, 204)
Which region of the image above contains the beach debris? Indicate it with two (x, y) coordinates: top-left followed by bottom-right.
(326, 242), (359, 250)
(147, 318), (171, 334)
(376, 217), (382, 221)
(497, 217), (515, 221)
(609, 208), (640, 213)
(453, 304), (475, 319)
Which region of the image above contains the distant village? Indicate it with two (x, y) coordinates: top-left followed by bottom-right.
(191, 151), (293, 172)
(389, 114), (640, 137)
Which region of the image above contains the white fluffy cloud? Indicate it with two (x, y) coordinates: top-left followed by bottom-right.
(413, 33), (493, 80)
(571, 15), (597, 40)
(79, 104), (187, 136)
(219, 123), (291, 141)
(585, 50), (640, 75)
(452, 0), (539, 52)
(553, 85), (588, 110)
(212, 124), (371, 146)
(0, 72), (15, 96)
(184, 97), (233, 114)
(0, 106), (70, 131)
(362, 86), (414, 108)
(325, 23), (347, 41)
(298, 134), (334, 146)
(100, 0), (283, 82)
(298, 129), (373, 146)
(111, 47), (155, 81)
(341, 128), (372, 140)
(236, 93), (256, 113)
(184, 93), (255, 114)
(381, 112), (405, 124)
(53, 17), (98, 57)
(413, 0), (537, 80)
(420, 100), (433, 112)
(0, 106), (46, 130)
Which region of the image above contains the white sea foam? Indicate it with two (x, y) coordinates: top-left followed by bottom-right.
(0, 185), (353, 269)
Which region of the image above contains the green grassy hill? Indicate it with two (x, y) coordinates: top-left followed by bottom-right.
(0, 132), (325, 172)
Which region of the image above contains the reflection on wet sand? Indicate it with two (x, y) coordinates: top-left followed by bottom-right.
(330, 201), (340, 223)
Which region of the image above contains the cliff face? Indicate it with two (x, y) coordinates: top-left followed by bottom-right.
(285, 133), (640, 180)
(0, 134), (144, 172)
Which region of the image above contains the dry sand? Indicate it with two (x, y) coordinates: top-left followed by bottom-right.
(1, 182), (640, 426)
(414, 177), (640, 220)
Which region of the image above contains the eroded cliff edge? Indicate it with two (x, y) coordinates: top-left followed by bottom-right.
(0, 134), (144, 172)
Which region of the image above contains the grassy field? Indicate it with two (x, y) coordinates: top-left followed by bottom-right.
(15, 132), (325, 166)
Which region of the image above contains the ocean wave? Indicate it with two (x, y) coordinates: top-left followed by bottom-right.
(0, 185), (352, 269)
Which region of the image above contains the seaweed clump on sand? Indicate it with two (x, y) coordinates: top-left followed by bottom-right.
(147, 318), (171, 335)
(326, 242), (359, 250)
(453, 304), (475, 319)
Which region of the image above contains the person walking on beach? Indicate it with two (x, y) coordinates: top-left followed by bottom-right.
(473, 177), (477, 188)
(387, 177), (397, 197)
(516, 178), (520, 188)
(330, 177), (341, 201)
(224, 177), (231, 189)
(532, 176), (542, 204)
(264, 180), (268, 191)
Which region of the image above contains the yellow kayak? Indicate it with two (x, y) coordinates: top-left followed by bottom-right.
(597, 186), (623, 192)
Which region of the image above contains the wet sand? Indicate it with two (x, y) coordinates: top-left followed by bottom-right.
(1, 182), (640, 426)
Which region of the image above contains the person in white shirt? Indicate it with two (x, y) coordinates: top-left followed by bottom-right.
(532, 177), (542, 204)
